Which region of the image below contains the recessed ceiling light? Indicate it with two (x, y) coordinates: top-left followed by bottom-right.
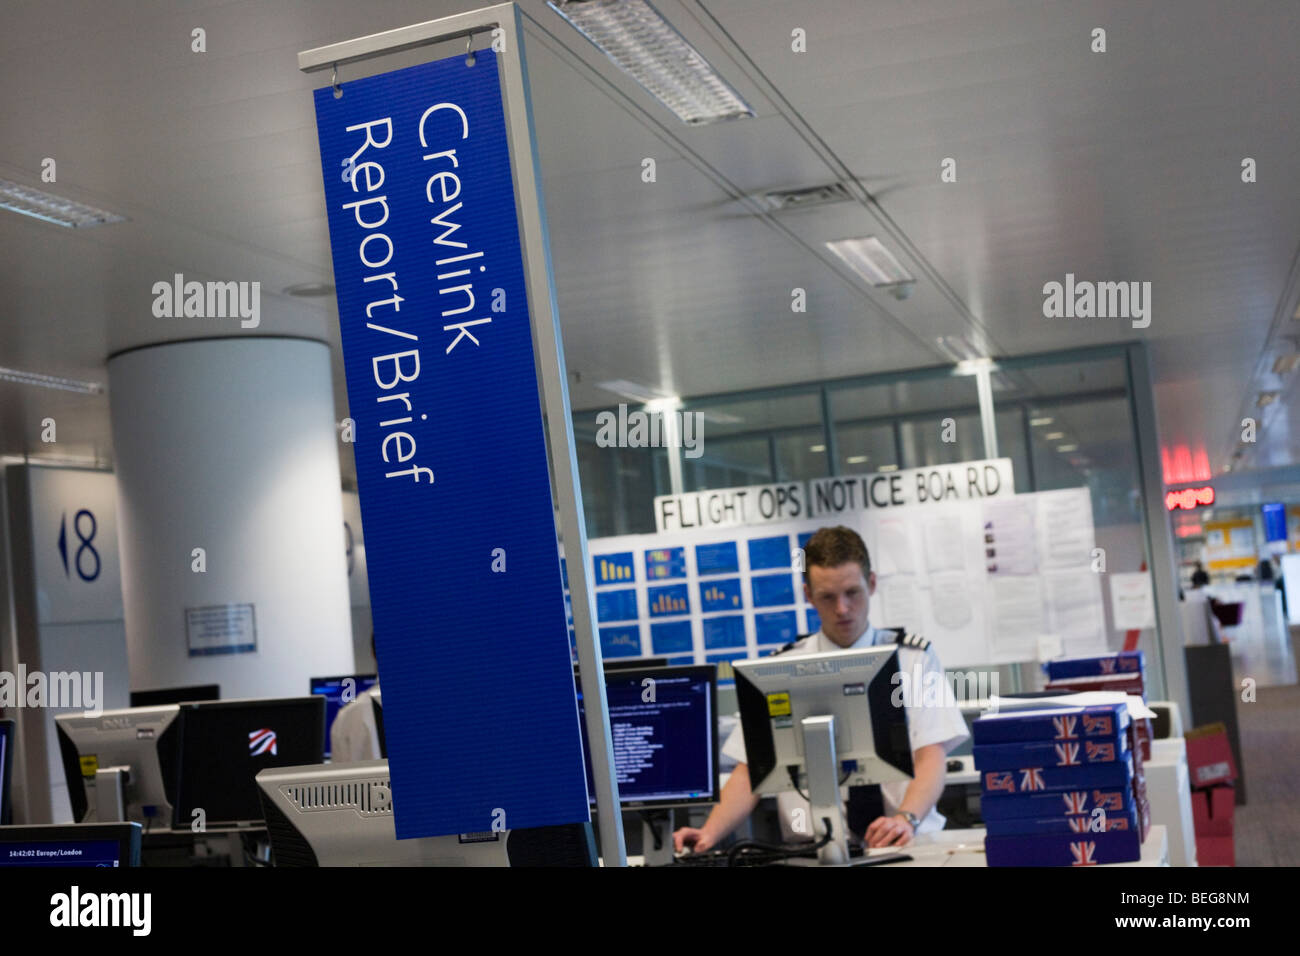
(878, 464), (899, 472)
(1044, 432), (1065, 441)
(1057, 444), (1078, 453)
(284, 282), (335, 297)
(846, 455), (869, 465)
(809, 444), (826, 453)
(825, 236), (915, 288)
(1030, 417), (1053, 427)
(0, 366), (103, 394)
(548, 0), (754, 126)
(0, 178), (126, 229)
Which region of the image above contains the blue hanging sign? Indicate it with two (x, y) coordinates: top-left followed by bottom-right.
(312, 49), (587, 837)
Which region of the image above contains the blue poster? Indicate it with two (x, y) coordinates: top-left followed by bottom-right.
(651, 620), (693, 655)
(748, 534), (791, 570)
(702, 615), (746, 649)
(751, 573), (795, 607)
(313, 51), (587, 837)
(596, 588), (638, 623)
(699, 578), (742, 612)
(696, 541), (739, 575)
(647, 583), (690, 617)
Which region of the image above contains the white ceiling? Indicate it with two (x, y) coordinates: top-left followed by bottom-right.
(1, 0), (1298, 487)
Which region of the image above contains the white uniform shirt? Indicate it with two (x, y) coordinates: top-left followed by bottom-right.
(721, 626), (969, 838)
(330, 682), (382, 762)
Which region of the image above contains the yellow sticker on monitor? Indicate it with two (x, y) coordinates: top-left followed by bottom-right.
(79, 755), (99, 778)
(766, 692), (791, 717)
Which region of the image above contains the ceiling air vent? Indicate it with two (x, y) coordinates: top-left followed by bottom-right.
(762, 182), (853, 212)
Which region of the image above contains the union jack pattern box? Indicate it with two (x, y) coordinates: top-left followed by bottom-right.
(1042, 651), (1144, 681)
(984, 829), (1142, 866)
(974, 734), (1129, 771)
(983, 802), (1139, 837)
(972, 703), (1129, 745)
(979, 787), (1133, 821)
(980, 760), (1135, 794)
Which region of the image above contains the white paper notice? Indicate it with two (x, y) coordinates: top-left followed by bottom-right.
(877, 517), (915, 575)
(878, 575), (919, 628)
(930, 571), (974, 630)
(983, 498), (1038, 575)
(924, 515), (965, 572)
(1039, 489), (1095, 570)
(1110, 572), (1157, 630)
(990, 576), (1044, 660)
(1044, 570), (1106, 656)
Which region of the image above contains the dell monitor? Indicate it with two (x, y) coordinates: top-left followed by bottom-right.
(256, 760), (596, 866)
(733, 646), (913, 864)
(170, 696), (325, 830)
(309, 674), (378, 758)
(130, 684), (220, 707)
(0, 822), (142, 867)
(0, 720), (13, 825)
(55, 706), (183, 830)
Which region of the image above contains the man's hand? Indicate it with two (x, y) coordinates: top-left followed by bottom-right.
(864, 814), (914, 848)
(673, 825), (719, 855)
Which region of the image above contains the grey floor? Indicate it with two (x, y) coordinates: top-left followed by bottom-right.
(1229, 615), (1299, 867)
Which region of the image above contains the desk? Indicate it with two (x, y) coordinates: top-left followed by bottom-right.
(621, 826), (1168, 867)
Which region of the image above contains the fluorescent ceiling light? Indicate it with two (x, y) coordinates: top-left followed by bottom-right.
(1056, 444), (1078, 453)
(548, 0), (754, 126)
(825, 236), (914, 288)
(0, 178), (126, 229)
(1044, 431), (1065, 441)
(699, 410), (743, 425)
(846, 455), (869, 465)
(954, 357), (996, 376)
(878, 464), (899, 472)
(596, 379), (678, 403)
(0, 454), (107, 469)
(1030, 417), (1054, 426)
(809, 444), (826, 453)
(0, 366), (104, 394)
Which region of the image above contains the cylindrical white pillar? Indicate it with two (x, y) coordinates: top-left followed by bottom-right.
(107, 337), (353, 699)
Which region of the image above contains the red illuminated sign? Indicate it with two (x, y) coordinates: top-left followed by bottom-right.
(1165, 486), (1215, 511)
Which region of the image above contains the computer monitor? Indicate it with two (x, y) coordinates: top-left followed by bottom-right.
(733, 646), (913, 864)
(55, 706), (183, 829)
(0, 720), (13, 825)
(573, 665), (718, 809)
(255, 760), (596, 866)
(0, 822), (142, 867)
(130, 684), (220, 707)
(309, 674), (378, 758)
(170, 696), (325, 830)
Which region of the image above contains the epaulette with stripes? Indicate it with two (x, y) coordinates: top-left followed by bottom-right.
(888, 627), (931, 651)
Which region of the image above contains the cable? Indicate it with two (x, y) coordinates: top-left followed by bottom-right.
(639, 811), (664, 852)
(787, 766), (850, 803)
(724, 816), (835, 867)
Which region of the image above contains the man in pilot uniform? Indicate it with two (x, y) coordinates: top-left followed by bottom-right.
(674, 525), (969, 853)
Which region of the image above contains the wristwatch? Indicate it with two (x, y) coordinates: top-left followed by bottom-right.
(895, 810), (920, 829)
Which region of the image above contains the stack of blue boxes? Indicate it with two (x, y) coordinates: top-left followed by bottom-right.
(975, 701), (1146, 866)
